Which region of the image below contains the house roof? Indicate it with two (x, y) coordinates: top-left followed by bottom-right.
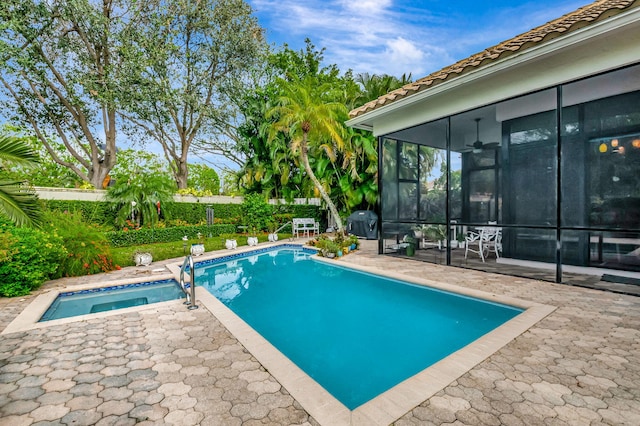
(348, 0), (640, 119)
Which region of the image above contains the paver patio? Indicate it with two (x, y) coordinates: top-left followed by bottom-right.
(1, 240), (639, 425)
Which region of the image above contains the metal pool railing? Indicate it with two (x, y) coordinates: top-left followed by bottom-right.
(179, 255), (198, 310)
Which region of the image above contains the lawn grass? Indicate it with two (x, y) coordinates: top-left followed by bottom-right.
(111, 233), (293, 267)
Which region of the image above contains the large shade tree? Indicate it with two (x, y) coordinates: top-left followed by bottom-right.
(0, 0), (139, 188)
(117, 0), (266, 188)
(0, 135), (41, 227)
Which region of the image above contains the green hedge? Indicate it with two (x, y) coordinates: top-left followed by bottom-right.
(160, 202), (243, 224)
(107, 224), (236, 247)
(43, 200), (116, 228)
(274, 204), (321, 220)
(43, 200), (244, 227)
(43, 199), (321, 228)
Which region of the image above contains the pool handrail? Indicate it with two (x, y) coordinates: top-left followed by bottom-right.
(179, 255), (198, 310)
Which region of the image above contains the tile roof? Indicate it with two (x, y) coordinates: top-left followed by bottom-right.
(349, 0), (640, 119)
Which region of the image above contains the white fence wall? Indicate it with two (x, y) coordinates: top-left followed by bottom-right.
(34, 187), (322, 206)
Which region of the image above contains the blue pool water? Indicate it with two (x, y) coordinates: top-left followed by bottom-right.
(195, 247), (523, 409)
(40, 279), (184, 322)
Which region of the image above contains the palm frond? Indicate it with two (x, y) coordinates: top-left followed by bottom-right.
(0, 180), (42, 227)
(0, 135), (39, 168)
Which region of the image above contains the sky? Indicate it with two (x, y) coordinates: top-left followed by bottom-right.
(248, 0), (588, 78)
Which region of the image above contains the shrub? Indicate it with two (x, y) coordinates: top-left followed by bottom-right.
(106, 224), (236, 247)
(0, 229), (17, 262)
(241, 194), (273, 231)
(106, 172), (176, 229)
(43, 200), (116, 229)
(42, 199), (320, 228)
(44, 211), (116, 277)
(0, 219), (67, 297)
(161, 202), (243, 225)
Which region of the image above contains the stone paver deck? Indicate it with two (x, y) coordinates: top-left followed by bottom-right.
(1, 240), (639, 425)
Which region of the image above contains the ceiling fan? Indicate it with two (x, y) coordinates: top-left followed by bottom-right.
(467, 118), (499, 153)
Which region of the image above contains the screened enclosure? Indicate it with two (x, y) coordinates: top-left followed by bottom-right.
(378, 64), (640, 282)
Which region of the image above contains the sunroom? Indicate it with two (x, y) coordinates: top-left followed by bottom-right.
(347, 0), (640, 284)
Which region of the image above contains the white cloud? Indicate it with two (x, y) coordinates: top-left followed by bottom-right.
(337, 0), (393, 14)
(385, 38), (424, 68)
(250, 0), (445, 77)
(249, 0), (586, 80)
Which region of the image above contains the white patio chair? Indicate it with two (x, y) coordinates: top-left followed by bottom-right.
(465, 229), (487, 262)
(484, 227), (502, 259)
(465, 225), (502, 262)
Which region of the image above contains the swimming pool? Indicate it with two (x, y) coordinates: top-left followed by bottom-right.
(39, 279), (184, 321)
(194, 247), (523, 409)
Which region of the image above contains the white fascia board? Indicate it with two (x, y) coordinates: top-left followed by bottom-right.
(346, 7), (640, 134)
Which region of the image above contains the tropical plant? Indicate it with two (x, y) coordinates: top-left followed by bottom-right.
(267, 75), (348, 232)
(44, 210), (115, 277)
(0, 218), (67, 296)
(241, 193), (274, 232)
(424, 224), (448, 242)
(237, 41), (415, 216)
(0, 126), (84, 188)
(105, 171), (176, 229)
(0, 134), (41, 227)
(353, 72), (412, 106)
(335, 128), (379, 211)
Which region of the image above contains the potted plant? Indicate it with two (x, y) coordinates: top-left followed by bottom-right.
(268, 221), (279, 242)
(404, 235), (416, 256)
(247, 226), (259, 246)
(191, 232), (205, 256)
(133, 251), (153, 266)
(425, 225), (448, 250)
(314, 237), (330, 257)
(348, 234), (359, 250)
(325, 240), (340, 259)
(343, 244), (350, 255)
(267, 220), (278, 242)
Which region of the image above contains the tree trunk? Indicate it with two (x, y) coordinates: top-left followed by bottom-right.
(89, 164), (110, 189)
(300, 134), (343, 232)
(175, 158), (188, 189)
(90, 108), (118, 188)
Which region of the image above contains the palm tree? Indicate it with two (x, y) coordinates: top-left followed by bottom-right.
(267, 75), (348, 232)
(354, 72), (413, 105)
(105, 171), (176, 228)
(0, 135), (41, 227)
(339, 128), (379, 210)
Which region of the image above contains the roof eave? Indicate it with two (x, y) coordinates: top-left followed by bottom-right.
(346, 6), (640, 133)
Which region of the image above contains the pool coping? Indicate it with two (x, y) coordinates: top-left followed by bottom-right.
(2, 241), (291, 335)
(1, 273), (183, 335)
(189, 247), (557, 426)
(4, 242), (556, 426)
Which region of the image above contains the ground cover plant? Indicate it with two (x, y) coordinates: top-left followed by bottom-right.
(44, 210), (115, 278)
(0, 218), (67, 297)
